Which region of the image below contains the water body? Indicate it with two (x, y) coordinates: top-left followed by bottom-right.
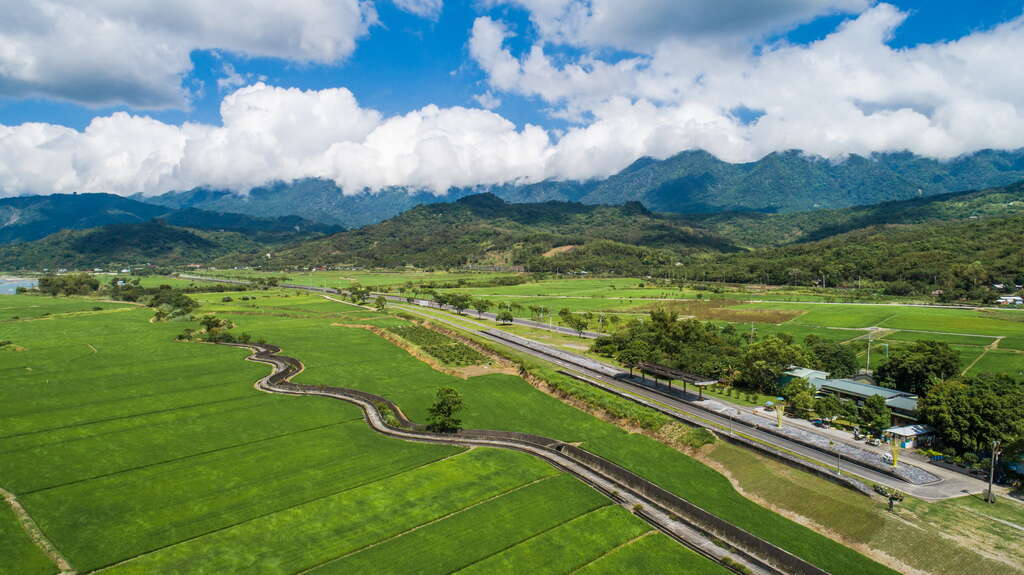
(0, 278), (37, 295)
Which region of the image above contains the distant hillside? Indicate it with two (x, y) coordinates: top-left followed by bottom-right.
(566, 149), (1024, 214)
(0, 193), (168, 244)
(686, 180), (1024, 247)
(688, 214), (1024, 289)
(0, 221), (264, 270)
(255, 193), (738, 272)
(137, 180), (472, 229)
(0, 193), (341, 245)
(133, 148), (1024, 227)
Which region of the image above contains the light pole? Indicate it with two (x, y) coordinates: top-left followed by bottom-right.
(866, 331), (872, 373)
(988, 439), (1002, 504)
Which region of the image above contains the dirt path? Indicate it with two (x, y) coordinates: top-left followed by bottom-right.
(961, 337), (1002, 376)
(1, 486), (75, 574)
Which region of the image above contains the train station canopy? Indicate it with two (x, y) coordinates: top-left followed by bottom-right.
(636, 362), (717, 385)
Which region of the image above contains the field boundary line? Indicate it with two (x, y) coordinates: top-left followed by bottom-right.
(452, 503), (620, 573)
(0, 390), (260, 442)
(961, 338), (1001, 376)
(93, 449), (475, 573)
(295, 474), (563, 574)
(1, 486), (75, 575)
(567, 530), (658, 574)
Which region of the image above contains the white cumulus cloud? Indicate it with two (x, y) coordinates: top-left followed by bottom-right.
(0, 83), (552, 197)
(470, 2), (1024, 173)
(392, 0), (444, 20)
(0, 0), (377, 108)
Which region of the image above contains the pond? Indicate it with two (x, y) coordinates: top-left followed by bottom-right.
(0, 278), (38, 295)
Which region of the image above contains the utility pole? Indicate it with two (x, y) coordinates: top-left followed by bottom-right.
(866, 330), (872, 373)
(988, 439), (1002, 503)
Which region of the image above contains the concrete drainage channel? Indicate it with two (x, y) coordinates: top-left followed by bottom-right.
(223, 342), (831, 575)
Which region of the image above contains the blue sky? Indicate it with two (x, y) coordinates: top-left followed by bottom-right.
(2, 0), (1020, 131)
(1, 1), (1022, 197)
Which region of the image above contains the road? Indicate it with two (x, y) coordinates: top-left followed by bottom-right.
(390, 304), (992, 500)
(177, 273), (994, 499)
(176, 274), (606, 338)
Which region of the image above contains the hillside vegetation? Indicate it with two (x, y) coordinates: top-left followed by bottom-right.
(257, 193), (737, 272)
(689, 214), (1024, 296)
(0, 193), (340, 245)
(685, 180), (1024, 247)
(0, 221), (263, 269)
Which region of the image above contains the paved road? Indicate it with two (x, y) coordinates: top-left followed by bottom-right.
(390, 304), (992, 500)
(377, 294), (607, 338)
(178, 274), (993, 499)
(175, 274), (607, 338)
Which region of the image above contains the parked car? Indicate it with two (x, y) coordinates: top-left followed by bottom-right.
(867, 437), (881, 446)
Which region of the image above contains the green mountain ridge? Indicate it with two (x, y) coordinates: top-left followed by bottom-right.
(0, 221), (266, 270)
(251, 193), (738, 272)
(132, 148), (1024, 227)
(683, 180), (1024, 248)
(688, 213), (1024, 292)
(0, 193), (342, 245)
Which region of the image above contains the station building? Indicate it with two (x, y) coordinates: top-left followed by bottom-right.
(781, 367), (920, 426)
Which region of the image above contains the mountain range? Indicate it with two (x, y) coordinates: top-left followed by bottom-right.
(0, 193), (342, 245)
(126, 148), (1024, 228)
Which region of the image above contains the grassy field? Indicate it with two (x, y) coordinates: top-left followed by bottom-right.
(0, 292), (720, 574)
(705, 440), (1024, 575)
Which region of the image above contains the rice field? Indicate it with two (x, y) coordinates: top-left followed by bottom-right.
(0, 293), (719, 574)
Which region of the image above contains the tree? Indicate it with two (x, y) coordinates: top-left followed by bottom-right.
(782, 377), (816, 401)
(789, 391), (815, 418)
(740, 335), (807, 393)
(876, 340), (960, 395)
(496, 311), (514, 325)
(426, 387), (465, 433)
(472, 298), (493, 317)
(919, 374), (1024, 454)
(374, 295), (387, 312)
(564, 314), (590, 337)
(859, 394), (891, 435)
(448, 293), (472, 315)
(815, 394), (841, 422)
(617, 340), (650, 376)
(803, 335), (858, 378)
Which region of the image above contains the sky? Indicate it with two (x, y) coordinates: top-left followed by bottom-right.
(1, 0), (1022, 198)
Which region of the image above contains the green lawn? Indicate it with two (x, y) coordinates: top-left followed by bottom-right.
(707, 440), (1024, 575)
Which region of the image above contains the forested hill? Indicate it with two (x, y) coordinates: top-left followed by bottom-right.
(135, 148), (1024, 227)
(687, 213), (1024, 297)
(256, 193), (739, 271)
(0, 221), (266, 270)
(0, 193), (341, 244)
(684, 180), (1024, 248)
